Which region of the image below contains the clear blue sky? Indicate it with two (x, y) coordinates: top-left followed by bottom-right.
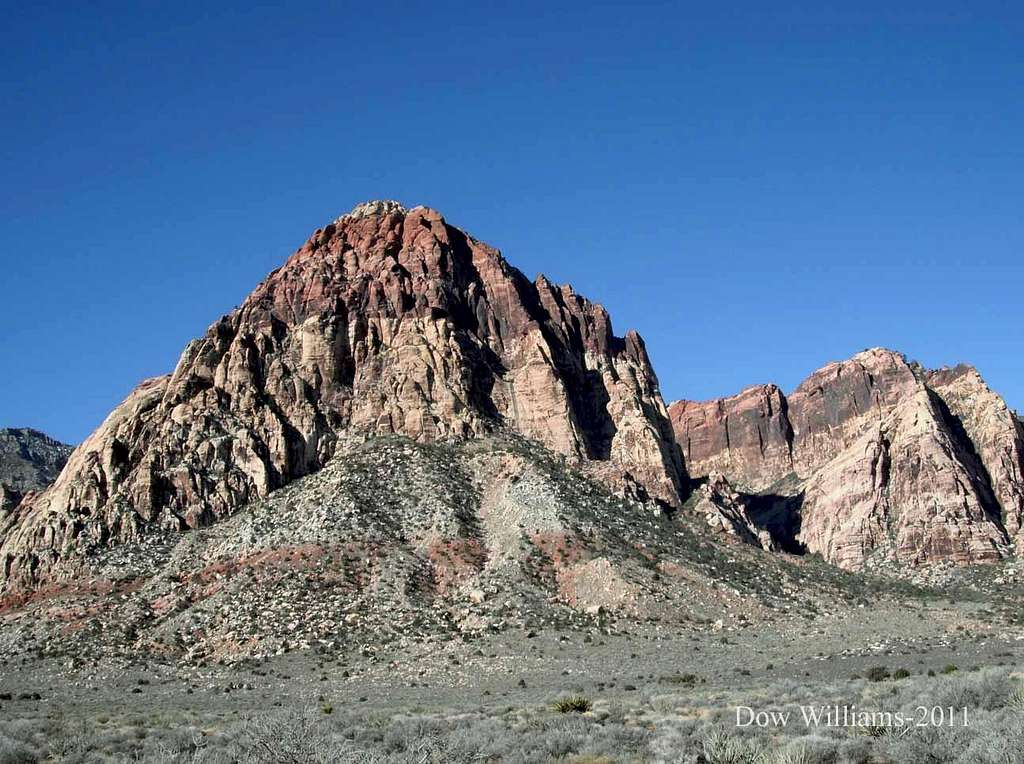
(2, 2), (1022, 444)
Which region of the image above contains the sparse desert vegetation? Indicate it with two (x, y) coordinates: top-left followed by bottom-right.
(0, 666), (1021, 762)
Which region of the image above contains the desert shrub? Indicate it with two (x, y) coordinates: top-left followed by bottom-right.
(942, 663), (958, 674)
(551, 717), (649, 763)
(953, 721), (1024, 764)
(700, 727), (766, 764)
(46, 728), (88, 762)
(660, 673), (700, 685)
(864, 666), (889, 682)
(929, 669), (1014, 711)
(428, 717), (506, 762)
(835, 737), (872, 764)
(530, 717), (597, 760)
(764, 737), (834, 764)
(881, 721), (971, 764)
(554, 695), (593, 713)
(647, 718), (702, 762)
(0, 735), (39, 764)
(236, 709), (351, 764)
(1009, 681), (1024, 711)
(892, 668), (911, 680)
(378, 716), (448, 755)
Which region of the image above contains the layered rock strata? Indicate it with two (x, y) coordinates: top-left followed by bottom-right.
(0, 202), (684, 593)
(669, 349), (1022, 568)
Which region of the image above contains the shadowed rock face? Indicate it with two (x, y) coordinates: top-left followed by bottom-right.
(669, 349), (1023, 568)
(693, 473), (776, 551)
(0, 202), (684, 593)
(0, 429), (72, 515)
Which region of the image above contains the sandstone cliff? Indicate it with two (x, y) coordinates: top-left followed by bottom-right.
(669, 349), (1023, 568)
(926, 365), (1024, 553)
(797, 389), (1008, 568)
(787, 348), (922, 477)
(669, 385), (792, 493)
(0, 202), (684, 593)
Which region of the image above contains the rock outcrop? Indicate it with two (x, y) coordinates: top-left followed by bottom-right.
(787, 348), (921, 477)
(669, 349), (922, 490)
(926, 365), (1024, 552)
(798, 389), (1008, 568)
(693, 472), (776, 551)
(669, 385), (792, 493)
(0, 202), (684, 594)
(0, 435), (819, 661)
(669, 349), (1024, 568)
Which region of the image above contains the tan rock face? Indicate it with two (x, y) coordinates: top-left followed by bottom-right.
(668, 348), (1023, 568)
(787, 348), (922, 476)
(0, 203), (683, 593)
(927, 365), (1024, 552)
(668, 385), (792, 492)
(798, 390), (1008, 569)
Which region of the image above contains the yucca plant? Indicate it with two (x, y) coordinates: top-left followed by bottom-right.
(553, 695), (592, 713)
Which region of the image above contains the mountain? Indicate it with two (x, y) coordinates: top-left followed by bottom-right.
(0, 429), (72, 515)
(668, 349), (1023, 568)
(0, 201), (684, 595)
(2, 203), (1020, 604)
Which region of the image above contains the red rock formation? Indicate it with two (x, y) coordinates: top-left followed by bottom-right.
(668, 385), (792, 492)
(798, 389), (1009, 568)
(787, 348), (921, 476)
(669, 349), (920, 490)
(668, 348), (1023, 568)
(0, 201), (684, 593)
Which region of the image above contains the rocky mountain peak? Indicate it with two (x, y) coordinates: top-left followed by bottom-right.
(336, 199), (409, 222)
(0, 205), (684, 594)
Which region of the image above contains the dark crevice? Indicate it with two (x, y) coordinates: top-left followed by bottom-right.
(744, 490), (806, 555)
(778, 393), (796, 463)
(929, 390), (1009, 539)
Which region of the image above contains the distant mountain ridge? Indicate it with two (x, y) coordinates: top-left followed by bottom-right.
(0, 428), (72, 514)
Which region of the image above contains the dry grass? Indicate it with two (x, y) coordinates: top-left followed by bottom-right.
(0, 667), (1021, 762)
